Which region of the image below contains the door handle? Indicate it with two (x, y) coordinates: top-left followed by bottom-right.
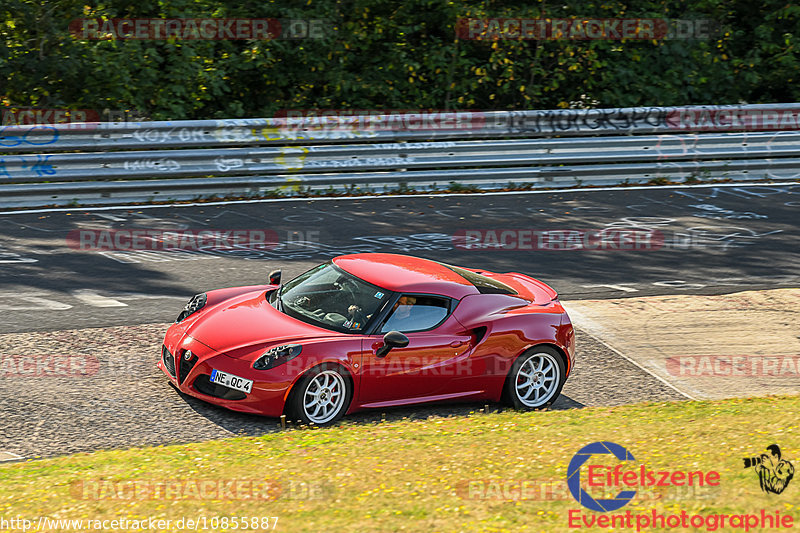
(449, 340), (464, 348)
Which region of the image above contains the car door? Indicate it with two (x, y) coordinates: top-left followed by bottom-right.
(357, 294), (474, 407)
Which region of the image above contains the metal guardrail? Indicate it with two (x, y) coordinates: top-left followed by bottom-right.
(2, 103), (798, 152)
(1, 103), (799, 207)
(2, 131), (800, 184)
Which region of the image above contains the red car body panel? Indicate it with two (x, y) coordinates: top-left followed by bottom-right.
(158, 253), (575, 418)
(332, 254), (478, 299)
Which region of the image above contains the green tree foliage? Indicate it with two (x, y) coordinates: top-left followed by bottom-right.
(1, 0), (798, 119)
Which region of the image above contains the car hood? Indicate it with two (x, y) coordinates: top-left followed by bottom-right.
(183, 290), (335, 354)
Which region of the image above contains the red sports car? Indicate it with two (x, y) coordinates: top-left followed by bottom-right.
(159, 253), (575, 425)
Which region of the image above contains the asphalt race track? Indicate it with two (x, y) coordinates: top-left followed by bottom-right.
(0, 183), (798, 459)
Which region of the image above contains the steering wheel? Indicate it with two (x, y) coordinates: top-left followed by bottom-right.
(339, 278), (359, 302)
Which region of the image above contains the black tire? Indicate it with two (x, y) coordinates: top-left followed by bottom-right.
(503, 346), (566, 410)
(286, 364), (352, 426)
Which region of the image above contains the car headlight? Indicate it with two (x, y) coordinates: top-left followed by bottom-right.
(253, 344), (302, 370)
(176, 293), (207, 323)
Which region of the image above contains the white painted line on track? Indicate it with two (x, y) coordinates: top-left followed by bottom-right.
(107, 292), (187, 300)
(582, 284), (639, 293)
(71, 289), (128, 308)
(0, 451), (24, 463)
(94, 213), (127, 222)
(1, 181), (798, 216)
(0, 292), (73, 311)
(565, 304), (699, 401)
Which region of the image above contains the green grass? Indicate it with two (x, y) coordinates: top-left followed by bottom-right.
(1, 396), (797, 532)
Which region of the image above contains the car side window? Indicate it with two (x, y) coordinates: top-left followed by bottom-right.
(379, 295), (450, 333)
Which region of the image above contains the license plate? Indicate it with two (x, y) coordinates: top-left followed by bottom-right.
(210, 369), (253, 394)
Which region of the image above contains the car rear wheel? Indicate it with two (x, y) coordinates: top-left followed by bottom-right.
(287, 365), (352, 426)
(504, 346), (566, 410)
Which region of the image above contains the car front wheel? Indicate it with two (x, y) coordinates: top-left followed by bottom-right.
(504, 347), (566, 410)
(287, 365), (352, 426)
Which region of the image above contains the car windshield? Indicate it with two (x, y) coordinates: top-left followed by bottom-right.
(277, 262), (391, 333)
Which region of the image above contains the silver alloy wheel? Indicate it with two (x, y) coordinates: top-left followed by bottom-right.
(302, 370), (346, 424)
(514, 352), (561, 407)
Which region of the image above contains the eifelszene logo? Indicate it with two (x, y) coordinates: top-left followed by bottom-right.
(743, 444), (795, 495)
(567, 441), (720, 512)
(568, 441), (637, 512)
(566, 441), (796, 530)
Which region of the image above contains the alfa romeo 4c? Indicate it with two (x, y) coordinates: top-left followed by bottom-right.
(159, 253), (575, 425)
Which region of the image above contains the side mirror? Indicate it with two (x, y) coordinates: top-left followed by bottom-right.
(376, 331), (409, 358)
(268, 269), (282, 285)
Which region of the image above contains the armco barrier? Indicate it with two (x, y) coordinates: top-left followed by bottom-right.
(1, 104), (799, 207)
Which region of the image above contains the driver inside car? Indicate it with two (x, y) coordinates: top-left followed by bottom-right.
(379, 296), (417, 332)
(290, 277), (378, 329)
